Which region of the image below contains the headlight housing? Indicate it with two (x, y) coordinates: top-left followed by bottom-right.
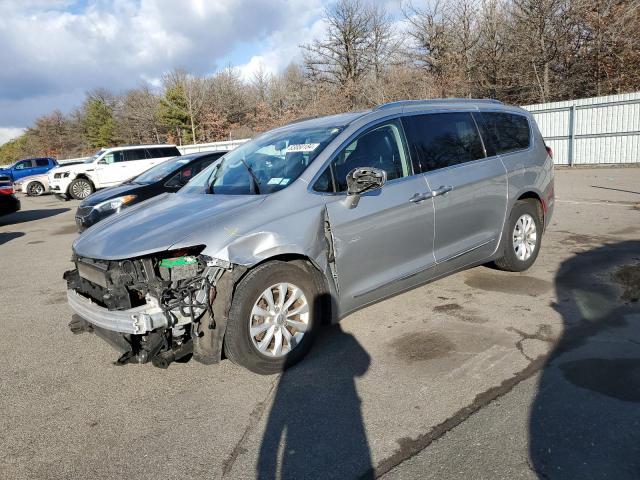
(94, 194), (137, 213)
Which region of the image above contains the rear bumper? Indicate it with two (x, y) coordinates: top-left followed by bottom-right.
(67, 289), (168, 334)
(0, 197), (20, 215)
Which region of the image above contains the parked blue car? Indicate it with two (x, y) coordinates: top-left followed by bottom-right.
(0, 157), (58, 182)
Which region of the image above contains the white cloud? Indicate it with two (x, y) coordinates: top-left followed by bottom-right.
(0, 128), (26, 146)
(237, 14), (327, 81)
(0, 0), (326, 127)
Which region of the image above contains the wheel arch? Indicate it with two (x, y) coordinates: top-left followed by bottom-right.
(26, 179), (44, 191)
(66, 174), (95, 196)
(514, 190), (545, 227)
(238, 253), (335, 325)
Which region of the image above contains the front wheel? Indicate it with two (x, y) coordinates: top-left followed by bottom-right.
(494, 199), (543, 272)
(27, 181), (45, 196)
(224, 260), (320, 375)
(68, 178), (94, 200)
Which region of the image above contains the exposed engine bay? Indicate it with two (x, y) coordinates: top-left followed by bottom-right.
(64, 248), (241, 368)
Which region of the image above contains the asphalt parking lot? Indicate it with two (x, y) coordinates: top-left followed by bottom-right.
(1, 167), (639, 480)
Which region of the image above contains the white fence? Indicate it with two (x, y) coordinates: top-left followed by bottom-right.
(523, 92), (640, 166)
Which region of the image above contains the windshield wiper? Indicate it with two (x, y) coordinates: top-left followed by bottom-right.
(207, 162), (222, 194)
(239, 158), (261, 194)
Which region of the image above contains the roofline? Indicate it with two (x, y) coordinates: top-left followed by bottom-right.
(376, 98), (503, 111)
(101, 144), (178, 150)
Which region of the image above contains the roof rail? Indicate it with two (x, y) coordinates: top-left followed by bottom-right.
(375, 98), (503, 110)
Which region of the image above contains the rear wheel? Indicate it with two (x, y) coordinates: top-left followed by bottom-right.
(224, 260), (320, 374)
(494, 199), (542, 272)
(27, 181), (45, 197)
(69, 178), (94, 200)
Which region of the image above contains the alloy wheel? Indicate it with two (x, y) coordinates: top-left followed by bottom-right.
(72, 180), (92, 199)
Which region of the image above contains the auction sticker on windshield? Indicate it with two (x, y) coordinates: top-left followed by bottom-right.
(286, 143), (319, 153)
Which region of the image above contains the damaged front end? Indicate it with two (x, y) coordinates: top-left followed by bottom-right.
(64, 247), (241, 368)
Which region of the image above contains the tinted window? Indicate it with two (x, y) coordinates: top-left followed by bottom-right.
(147, 147), (180, 158)
(401, 113), (485, 173)
(479, 112), (530, 154)
(35, 159), (50, 167)
(166, 156), (219, 187)
(315, 120), (410, 193)
(124, 149), (147, 161)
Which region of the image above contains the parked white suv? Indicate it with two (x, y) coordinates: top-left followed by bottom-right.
(49, 145), (181, 200)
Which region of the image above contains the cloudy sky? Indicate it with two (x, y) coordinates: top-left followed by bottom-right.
(0, 0), (402, 145)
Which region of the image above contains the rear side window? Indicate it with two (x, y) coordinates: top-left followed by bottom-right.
(166, 156), (219, 188)
(479, 112), (530, 154)
(147, 147), (181, 158)
(124, 149), (147, 161)
(35, 159), (50, 167)
(401, 113), (485, 173)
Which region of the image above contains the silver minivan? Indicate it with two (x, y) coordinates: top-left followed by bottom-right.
(65, 99), (555, 374)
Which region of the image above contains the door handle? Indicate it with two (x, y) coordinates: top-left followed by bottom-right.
(430, 185), (453, 197)
(409, 192), (431, 203)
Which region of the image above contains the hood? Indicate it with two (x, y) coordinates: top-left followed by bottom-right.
(52, 162), (93, 174)
(73, 192), (266, 260)
(80, 182), (144, 207)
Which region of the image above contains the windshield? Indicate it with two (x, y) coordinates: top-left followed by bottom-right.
(133, 155), (195, 184)
(85, 149), (105, 164)
(180, 124), (343, 195)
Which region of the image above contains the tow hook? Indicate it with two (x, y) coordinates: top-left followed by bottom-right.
(68, 315), (93, 334)
(151, 342), (193, 369)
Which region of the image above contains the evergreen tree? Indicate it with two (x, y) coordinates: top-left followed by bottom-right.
(156, 84), (192, 144)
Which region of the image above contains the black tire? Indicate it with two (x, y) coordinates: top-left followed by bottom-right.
(494, 199), (543, 272)
(68, 178), (94, 200)
(224, 260), (321, 375)
(27, 181), (45, 197)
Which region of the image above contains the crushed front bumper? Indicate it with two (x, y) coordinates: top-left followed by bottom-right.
(67, 289), (168, 334)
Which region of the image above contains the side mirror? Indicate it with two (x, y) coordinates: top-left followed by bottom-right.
(346, 167), (386, 196)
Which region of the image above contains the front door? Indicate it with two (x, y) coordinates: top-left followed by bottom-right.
(95, 151), (126, 186)
(402, 112), (508, 267)
(321, 120), (436, 314)
(12, 160), (34, 181)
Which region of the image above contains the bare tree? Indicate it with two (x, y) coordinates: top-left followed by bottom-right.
(302, 0), (373, 92)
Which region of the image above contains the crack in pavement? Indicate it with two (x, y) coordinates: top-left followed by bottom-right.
(368, 356), (548, 479)
(220, 377), (279, 479)
(507, 325), (556, 362)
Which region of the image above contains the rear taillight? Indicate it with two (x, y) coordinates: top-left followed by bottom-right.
(0, 186), (14, 194)
(545, 145), (553, 159)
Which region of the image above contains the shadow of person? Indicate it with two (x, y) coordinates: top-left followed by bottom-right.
(529, 240), (640, 479)
(257, 323), (373, 480)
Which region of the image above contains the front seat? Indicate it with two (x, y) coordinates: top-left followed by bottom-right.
(336, 129), (402, 188)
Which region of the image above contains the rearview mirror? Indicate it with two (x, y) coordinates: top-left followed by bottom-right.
(346, 167), (386, 196)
